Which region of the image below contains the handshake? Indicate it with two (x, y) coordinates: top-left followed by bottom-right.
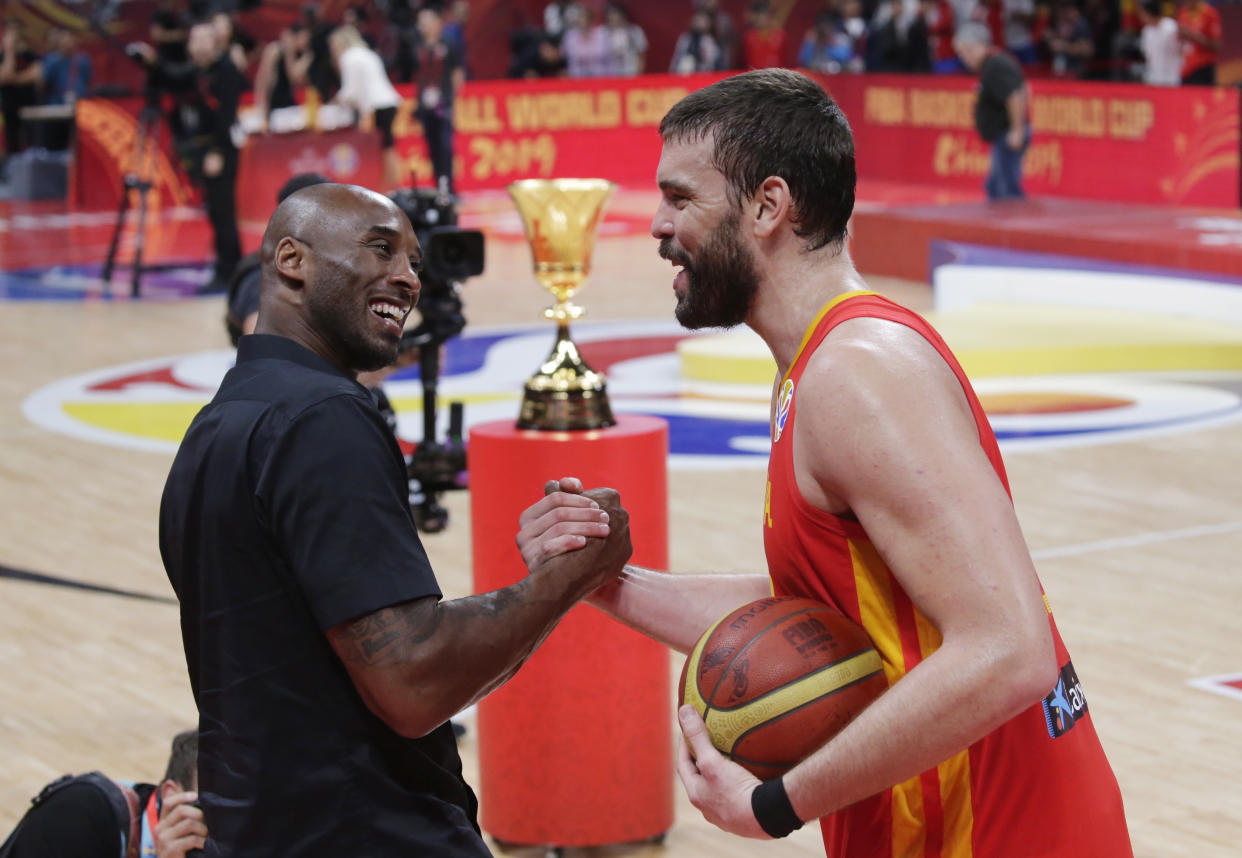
(514, 476), (634, 601)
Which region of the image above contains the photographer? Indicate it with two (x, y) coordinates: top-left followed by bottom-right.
(0, 730), (205, 858)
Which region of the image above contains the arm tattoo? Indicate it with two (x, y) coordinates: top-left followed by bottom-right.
(339, 598), (441, 665)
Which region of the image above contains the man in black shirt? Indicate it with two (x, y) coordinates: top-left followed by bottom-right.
(955, 22), (1030, 201)
(0, 21), (42, 169)
(175, 20), (246, 294)
(159, 182), (632, 856)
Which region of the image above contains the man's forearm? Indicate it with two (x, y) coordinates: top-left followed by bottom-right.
(589, 565), (772, 653)
(330, 546), (619, 737)
(1006, 90), (1026, 132)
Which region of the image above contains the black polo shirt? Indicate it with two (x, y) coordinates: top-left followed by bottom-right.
(974, 51), (1025, 143)
(159, 334), (488, 857)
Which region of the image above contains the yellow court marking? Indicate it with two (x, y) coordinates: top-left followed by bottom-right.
(679, 303), (1242, 384)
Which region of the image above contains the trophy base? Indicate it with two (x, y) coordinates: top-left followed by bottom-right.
(517, 387), (617, 431)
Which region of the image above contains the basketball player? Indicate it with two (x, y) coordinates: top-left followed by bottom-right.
(568, 69), (1133, 855)
(159, 183), (632, 856)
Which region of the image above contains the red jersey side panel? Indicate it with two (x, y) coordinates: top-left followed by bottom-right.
(762, 292), (1132, 858)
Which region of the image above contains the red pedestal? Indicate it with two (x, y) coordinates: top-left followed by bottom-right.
(470, 416), (673, 847)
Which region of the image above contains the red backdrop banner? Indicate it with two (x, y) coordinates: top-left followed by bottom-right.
(823, 73), (1240, 208)
(74, 72), (1241, 218)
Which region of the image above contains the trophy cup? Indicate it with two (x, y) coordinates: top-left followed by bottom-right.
(508, 178), (617, 431)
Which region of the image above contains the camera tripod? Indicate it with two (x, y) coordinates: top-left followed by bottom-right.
(100, 99), (163, 298)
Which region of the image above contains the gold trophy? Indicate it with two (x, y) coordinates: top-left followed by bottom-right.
(508, 178), (617, 431)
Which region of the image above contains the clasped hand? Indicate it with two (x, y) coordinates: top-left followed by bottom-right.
(515, 477), (631, 593)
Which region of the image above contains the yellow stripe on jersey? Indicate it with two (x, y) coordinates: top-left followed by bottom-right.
(847, 539), (904, 683)
(780, 291), (879, 389)
(891, 775), (928, 858)
(939, 749), (976, 858)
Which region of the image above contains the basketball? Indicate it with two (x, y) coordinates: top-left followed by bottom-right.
(679, 596), (888, 780)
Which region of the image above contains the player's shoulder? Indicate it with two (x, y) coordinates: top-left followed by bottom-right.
(797, 313), (962, 425)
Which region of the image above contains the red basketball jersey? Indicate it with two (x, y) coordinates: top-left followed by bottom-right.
(763, 292), (1132, 858)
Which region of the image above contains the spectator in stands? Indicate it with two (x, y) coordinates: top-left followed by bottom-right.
(743, 0), (788, 68)
(544, 0), (584, 43)
(150, 0), (190, 66)
(798, 11), (861, 74)
(697, 0), (738, 69)
(1138, 0), (1181, 85)
(443, 0), (470, 58)
(1045, 0), (1094, 76)
(41, 28), (91, 105)
(1176, 0), (1220, 85)
(524, 33), (569, 77)
(254, 23), (311, 132)
(563, 5), (609, 77)
(671, 10), (721, 74)
(1001, 0), (1038, 64)
(0, 20), (42, 169)
(955, 21), (1030, 201)
(600, 2), (647, 76)
(925, 0), (961, 71)
(868, 0), (933, 72)
(330, 24), (404, 190)
(304, 4), (340, 103)
(412, 3), (465, 194)
(0, 730), (203, 858)
(212, 11), (254, 74)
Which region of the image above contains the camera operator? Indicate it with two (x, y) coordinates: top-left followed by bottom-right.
(0, 730), (205, 858)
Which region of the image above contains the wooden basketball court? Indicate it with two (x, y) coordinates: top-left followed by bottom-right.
(1, 187), (1239, 857)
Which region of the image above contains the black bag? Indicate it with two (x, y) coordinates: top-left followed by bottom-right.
(0, 772), (129, 858)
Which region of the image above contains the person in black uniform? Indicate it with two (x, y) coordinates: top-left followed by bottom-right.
(0, 730), (205, 858)
(177, 20), (247, 294)
(412, 3), (465, 194)
(0, 21), (42, 171)
(159, 182), (632, 856)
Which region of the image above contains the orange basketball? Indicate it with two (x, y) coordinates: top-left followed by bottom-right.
(679, 596), (888, 780)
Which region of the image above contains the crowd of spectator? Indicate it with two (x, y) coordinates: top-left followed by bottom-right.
(0, 0), (1229, 173)
(507, 0), (1225, 87)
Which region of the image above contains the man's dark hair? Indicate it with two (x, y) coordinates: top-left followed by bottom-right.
(659, 68), (855, 252)
(163, 730), (198, 788)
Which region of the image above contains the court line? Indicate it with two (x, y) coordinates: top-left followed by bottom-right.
(1031, 520), (1242, 560)
(0, 563), (177, 604)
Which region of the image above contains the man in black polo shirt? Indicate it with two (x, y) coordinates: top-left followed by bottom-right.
(954, 22), (1031, 201)
(159, 183), (632, 856)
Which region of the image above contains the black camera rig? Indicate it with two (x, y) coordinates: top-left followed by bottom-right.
(388, 188), (485, 533)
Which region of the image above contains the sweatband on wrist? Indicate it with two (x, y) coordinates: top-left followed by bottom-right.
(751, 777), (804, 839)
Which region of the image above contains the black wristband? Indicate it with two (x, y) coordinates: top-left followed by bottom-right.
(751, 777), (804, 838)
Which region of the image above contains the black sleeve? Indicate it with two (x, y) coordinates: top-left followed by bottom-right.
(257, 393), (441, 630)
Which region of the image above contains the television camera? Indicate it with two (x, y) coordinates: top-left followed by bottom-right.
(389, 188), (485, 533)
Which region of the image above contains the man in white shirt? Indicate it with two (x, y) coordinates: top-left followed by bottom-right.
(1138, 0), (1181, 85)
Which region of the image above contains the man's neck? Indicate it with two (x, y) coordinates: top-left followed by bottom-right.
(747, 245), (869, 376)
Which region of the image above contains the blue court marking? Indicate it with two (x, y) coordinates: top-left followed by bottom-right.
(0, 263), (210, 300)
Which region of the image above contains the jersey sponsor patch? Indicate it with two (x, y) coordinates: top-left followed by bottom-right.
(773, 379), (795, 442)
(1042, 660), (1088, 738)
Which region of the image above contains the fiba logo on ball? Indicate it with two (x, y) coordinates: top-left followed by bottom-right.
(329, 144), (361, 177)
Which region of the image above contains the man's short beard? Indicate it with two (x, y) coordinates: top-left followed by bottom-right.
(305, 258), (399, 373)
(667, 210), (761, 331)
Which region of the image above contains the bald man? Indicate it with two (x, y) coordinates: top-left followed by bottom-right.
(159, 184), (632, 856)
